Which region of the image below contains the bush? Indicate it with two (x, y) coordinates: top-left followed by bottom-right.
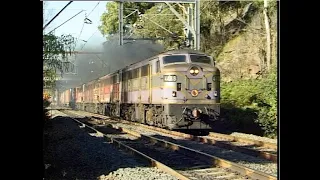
(221, 67), (277, 138)
(43, 98), (51, 122)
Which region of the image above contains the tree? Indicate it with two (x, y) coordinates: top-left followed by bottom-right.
(43, 33), (75, 90)
(43, 1), (76, 91)
(132, 4), (185, 49)
(99, 2), (188, 49)
(98, 1), (277, 66)
(99, 2), (155, 36)
(263, 0), (271, 71)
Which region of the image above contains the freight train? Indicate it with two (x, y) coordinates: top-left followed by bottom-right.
(59, 49), (220, 133)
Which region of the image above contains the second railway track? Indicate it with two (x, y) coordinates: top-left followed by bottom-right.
(63, 110), (277, 162)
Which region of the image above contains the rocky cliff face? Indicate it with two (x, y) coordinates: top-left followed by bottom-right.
(215, 8), (277, 82)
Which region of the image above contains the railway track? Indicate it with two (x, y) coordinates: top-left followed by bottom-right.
(208, 132), (276, 150)
(61, 110), (277, 180)
(126, 121), (277, 162)
(62, 109), (277, 162)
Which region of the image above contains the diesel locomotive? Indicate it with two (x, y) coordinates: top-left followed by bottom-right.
(59, 49), (220, 132)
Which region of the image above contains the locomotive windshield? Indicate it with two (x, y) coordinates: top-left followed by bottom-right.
(190, 55), (212, 64)
(163, 55), (186, 64)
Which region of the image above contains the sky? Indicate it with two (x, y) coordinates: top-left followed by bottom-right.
(43, 1), (108, 50)
(43, 1), (164, 90)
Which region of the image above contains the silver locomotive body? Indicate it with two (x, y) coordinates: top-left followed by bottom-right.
(63, 49), (220, 131)
(153, 50), (220, 130)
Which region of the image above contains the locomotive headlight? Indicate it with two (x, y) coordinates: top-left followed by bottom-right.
(172, 91), (177, 97)
(191, 89), (199, 97)
(164, 75), (177, 82)
(192, 108), (201, 118)
(189, 67), (199, 76)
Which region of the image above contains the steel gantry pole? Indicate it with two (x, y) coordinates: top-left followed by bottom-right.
(165, 0), (199, 50)
(194, 0), (200, 50)
(187, 5), (193, 48)
(113, 0), (198, 47)
(119, 1), (124, 45)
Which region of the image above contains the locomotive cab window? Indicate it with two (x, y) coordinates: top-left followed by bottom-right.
(190, 55), (212, 64)
(163, 55), (186, 64)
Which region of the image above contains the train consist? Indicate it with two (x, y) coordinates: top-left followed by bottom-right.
(59, 49), (220, 132)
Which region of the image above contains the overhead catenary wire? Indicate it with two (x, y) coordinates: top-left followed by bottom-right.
(73, 1), (100, 63)
(75, 22), (86, 48)
(87, 2), (100, 17)
(94, 54), (111, 74)
(43, 1), (73, 30)
(48, 10), (85, 34)
(76, 2), (99, 44)
(77, 1), (101, 50)
(80, 29), (98, 50)
(79, 2), (102, 50)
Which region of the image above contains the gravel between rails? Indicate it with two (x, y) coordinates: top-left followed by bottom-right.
(67, 110), (277, 144)
(44, 110), (178, 180)
(89, 122), (251, 180)
(113, 123), (277, 177)
(65, 110), (277, 176)
(98, 167), (179, 180)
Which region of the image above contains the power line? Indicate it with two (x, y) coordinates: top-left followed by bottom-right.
(80, 29), (98, 50)
(94, 54), (110, 73)
(43, 1), (73, 30)
(87, 2), (100, 17)
(48, 10), (84, 34)
(76, 2), (100, 48)
(79, 2), (102, 50)
(75, 21), (85, 47)
(44, 8), (85, 11)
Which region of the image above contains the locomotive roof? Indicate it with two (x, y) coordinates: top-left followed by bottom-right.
(77, 49), (209, 88)
(125, 49), (206, 68)
(159, 49), (207, 56)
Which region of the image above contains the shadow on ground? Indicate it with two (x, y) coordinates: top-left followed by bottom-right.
(149, 134), (274, 165)
(208, 104), (264, 136)
(43, 116), (149, 180)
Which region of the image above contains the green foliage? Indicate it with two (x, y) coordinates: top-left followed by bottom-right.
(133, 4), (184, 49)
(43, 33), (75, 74)
(43, 69), (57, 88)
(98, 2), (268, 52)
(98, 1), (277, 52)
(43, 33), (75, 90)
(99, 3), (189, 49)
(221, 66), (277, 138)
(43, 99), (51, 122)
(99, 2), (155, 36)
(97, 2), (278, 137)
(99, 3), (119, 36)
(200, 1), (258, 56)
(124, 2), (156, 26)
(43, 99), (51, 108)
